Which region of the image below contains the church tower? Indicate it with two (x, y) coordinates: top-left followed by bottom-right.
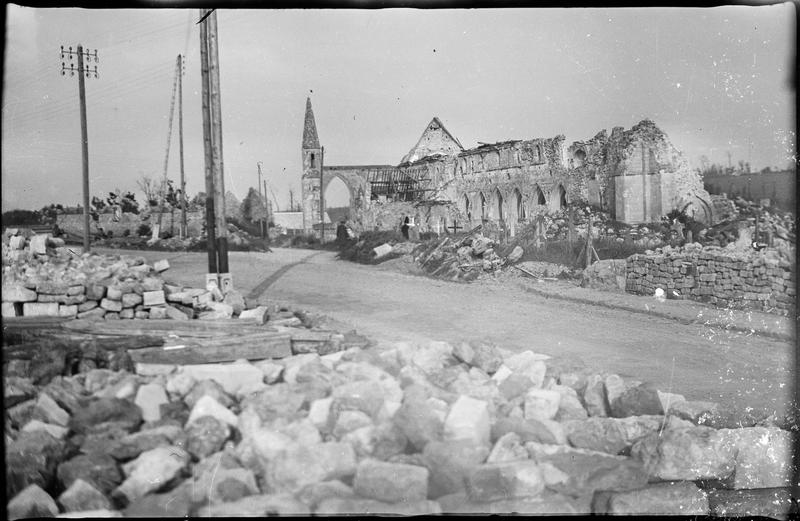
(301, 97), (323, 233)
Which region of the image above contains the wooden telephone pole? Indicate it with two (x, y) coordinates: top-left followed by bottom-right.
(257, 161), (265, 239)
(178, 54), (187, 238)
(199, 9), (230, 291)
(60, 45), (98, 253)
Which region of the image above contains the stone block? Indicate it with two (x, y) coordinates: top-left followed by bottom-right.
(443, 395), (490, 446)
(9, 235), (25, 249)
(186, 395), (238, 428)
(524, 388), (561, 421)
(610, 383), (664, 417)
(466, 461), (545, 502)
(504, 351), (547, 387)
(706, 487), (793, 519)
(22, 419), (69, 439)
(581, 374), (609, 417)
(100, 298), (123, 312)
(630, 426), (736, 480)
(85, 284), (106, 300)
(153, 259), (170, 272)
(669, 400), (719, 424)
(719, 427), (792, 489)
(34, 392), (70, 426)
(487, 432), (529, 463)
(22, 302), (59, 317)
(77, 307), (106, 320)
(239, 305), (269, 324)
(77, 300), (98, 312)
(106, 286), (124, 300)
(181, 362), (264, 396)
(114, 446), (189, 503)
(3, 301), (20, 317)
(58, 479), (111, 513)
(148, 306), (166, 319)
(165, 305), (190, 320)
(3, 284), (38, 302)
(563, 415), (691, 455)
(8, 484), (59, 519)
(134, 383), (169, 423)
(593, 481), (709, 515)
(353, 459), (429, 503)
(143, 290), (166, 307)
(29, 234), (48, 254)
(266, 442), (357, 493)
(59, 304), (78, 317)
(121, 293), (142, 308)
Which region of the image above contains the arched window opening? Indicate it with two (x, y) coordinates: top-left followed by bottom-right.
(464, 194), (472, 222)
(480, 193), (487, 221)
(558, 185), (567, 209)
(310, 153), (316, 168)
(534, 187), (546, 206)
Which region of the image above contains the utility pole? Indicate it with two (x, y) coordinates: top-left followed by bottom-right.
(208, 9), (229, 290)
(257, 161), (264, 239)
(157, 57), (180, 238)
(289, 189), (294, 212)
(178, 54), (187, 238)
(263, 179), (270, 237)
(199, 9), (230, 291)
(61, 45), (98, 253)
(199, 10), (217, 281)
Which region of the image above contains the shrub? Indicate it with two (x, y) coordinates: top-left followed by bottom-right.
(122, 229), (131, 237)
(136, 224), (152, 237)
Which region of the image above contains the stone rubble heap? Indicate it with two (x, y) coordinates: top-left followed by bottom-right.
(626, 242), (796, 315)
(2, 229), (257, 321)
(5, 338), (794, 518)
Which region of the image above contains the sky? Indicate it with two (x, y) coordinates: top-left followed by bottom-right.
(2, 5), (796, 212)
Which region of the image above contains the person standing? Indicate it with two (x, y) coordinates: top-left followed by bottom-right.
(401, 216), (410, 239)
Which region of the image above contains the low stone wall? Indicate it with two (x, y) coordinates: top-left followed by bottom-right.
(625, 244), (795, 315)
(56, 211), (205, 238)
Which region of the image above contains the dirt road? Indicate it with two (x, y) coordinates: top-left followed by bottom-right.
(106, 247), (794, 421)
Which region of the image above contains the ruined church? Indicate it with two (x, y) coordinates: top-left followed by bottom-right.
(300, 98), (712, 237)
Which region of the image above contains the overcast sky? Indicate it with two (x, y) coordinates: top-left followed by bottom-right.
(2, 5), (796, 211)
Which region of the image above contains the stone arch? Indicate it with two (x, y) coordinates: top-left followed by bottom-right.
(463, 193), (472, 222)
(479, 192), (488, 221)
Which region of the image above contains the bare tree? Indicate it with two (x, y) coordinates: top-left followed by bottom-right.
(137, 175), (162, 208)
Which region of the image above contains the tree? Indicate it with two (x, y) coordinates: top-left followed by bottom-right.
(136, 175), (162, 208)
(240, 187), (268, 223)
(165, 180), (180, 236)
(190, 192), (206, 210)
(120, 191), (140, 214)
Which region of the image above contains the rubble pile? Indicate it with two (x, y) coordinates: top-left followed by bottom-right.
(626, 242), (796, 315)
(5, 339), (794, 517)
(410, 233), (515, 282)
(2, 229), (256, 320)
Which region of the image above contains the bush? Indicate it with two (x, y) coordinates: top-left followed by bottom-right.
(136, 224), (152, 237)
(122, 229), (131, 237)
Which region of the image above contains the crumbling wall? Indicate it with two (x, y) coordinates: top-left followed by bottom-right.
(56, 211), (205, 238)
(625, 244), (795, 315)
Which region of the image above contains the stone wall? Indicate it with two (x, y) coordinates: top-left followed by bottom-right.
(56, 211), (206, 238)
(704, 170), (795, 211)
(625, 244), (795, 315)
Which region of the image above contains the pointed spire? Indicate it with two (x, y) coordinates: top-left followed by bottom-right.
(302, 97), (321, 149)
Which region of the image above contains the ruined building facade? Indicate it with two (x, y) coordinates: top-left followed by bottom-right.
(301, 98), (712, 237)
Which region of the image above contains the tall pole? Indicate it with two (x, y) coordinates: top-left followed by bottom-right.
(208, 10), (229, 280)
(257, 161), (264, 239)
(157, 57), (180, 237)
(77, 46), (90, 253)
(178, 54), (187, 238)
(263, 179), (270, 237)
(199, 10), (217, 277)
(61, 44), (98, 253)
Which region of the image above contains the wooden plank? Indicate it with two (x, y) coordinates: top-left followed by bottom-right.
(511, 264), (538, 279)
(128, 332), (292, 365)
(63, 318), (272, 338)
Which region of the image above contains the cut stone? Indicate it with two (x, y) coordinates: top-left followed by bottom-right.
(186, 394), (238, 428)
(114, 446), (190, 503)
(352, 458), (429, 503)
(21, 419), (68, 439)
(34, 392), (70, 427)
(153, 259), (170, 272)
(3, 284), (38, 302)
(466, 460), (545, 502)
(22, 302), (60, 316)
(610, 383), (664, 417)
(134, 383), (169, 423)
(121, 293), (142, 308)
(58, 479), (111, 513)
(148, 306), (167, 319)
(181, 362), (264, 396)
(8, 484), (59, 519)
(630, 426), (736, 481)
(443, 395), (490, 446)
(239, 306), (269, 324)
(524, 388), (561, 422)
(593, 481), (709, 515)
(266, 442), (357, 493)
(581, 374), (609, 417)
(142, 290), (166, 307)
(57, 452), (122, 495)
